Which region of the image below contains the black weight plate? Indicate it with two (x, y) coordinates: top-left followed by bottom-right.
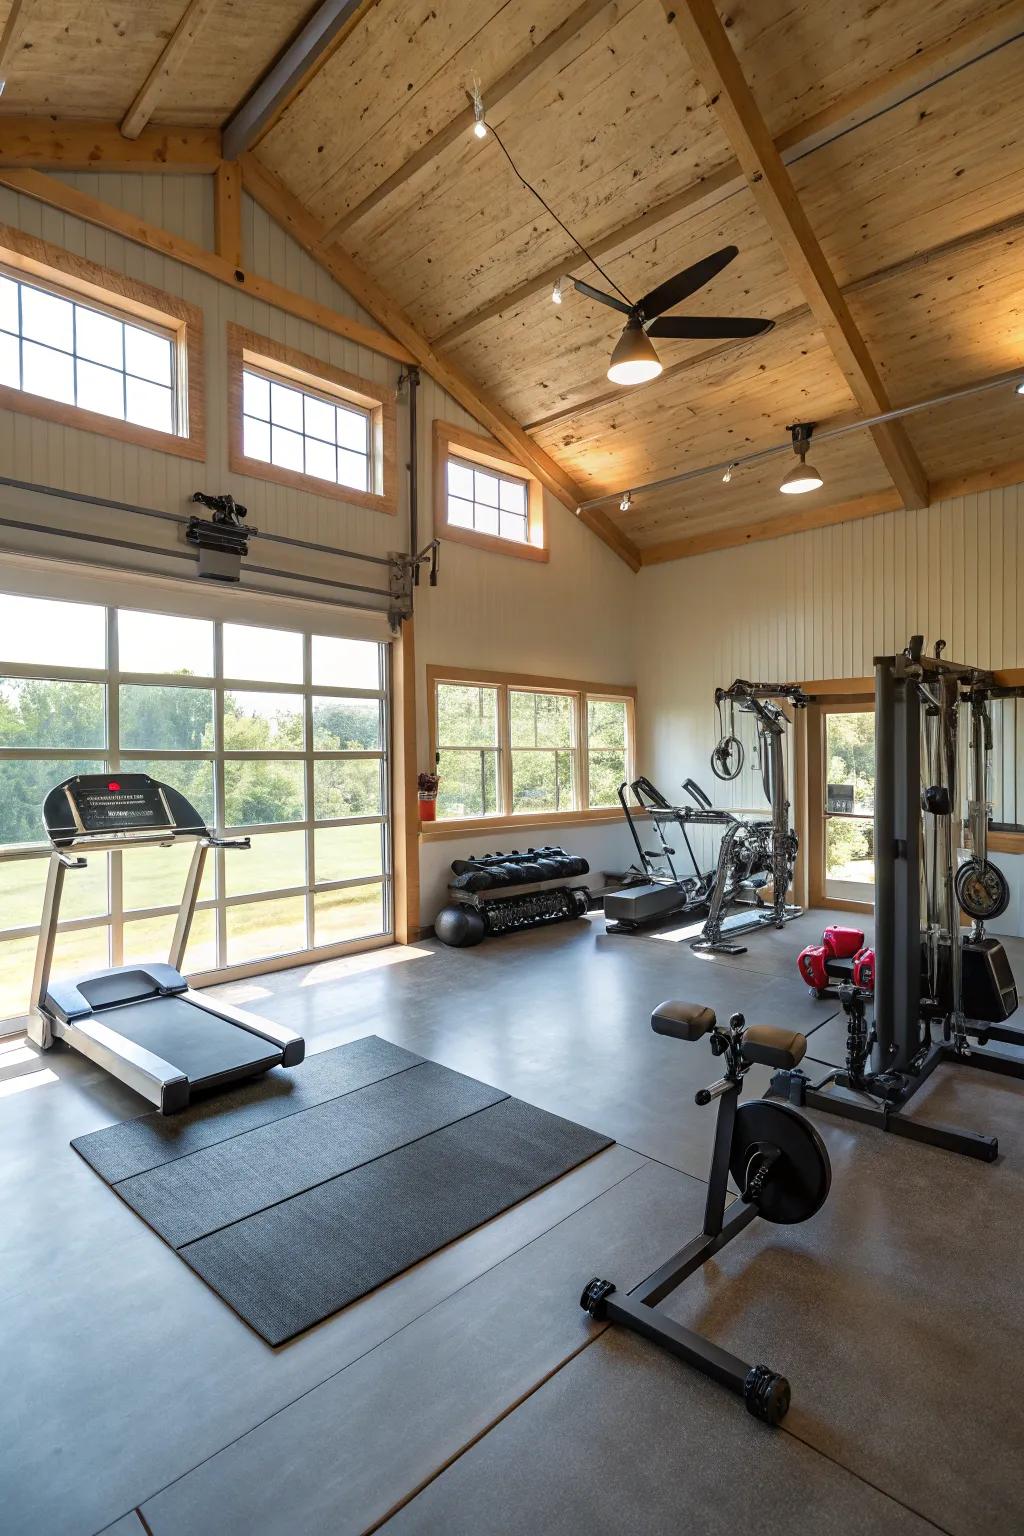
(955, 859), (1010, 921)
(730, 1101), (831, 1224)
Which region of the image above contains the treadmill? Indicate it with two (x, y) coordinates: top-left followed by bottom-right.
(27, 772), (304, 1113)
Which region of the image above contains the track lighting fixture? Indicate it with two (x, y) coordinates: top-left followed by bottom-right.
(722, 462), (737, 484)
(551, 277), (566, 305)
(1016, 378), (1024, 396)
(779, 423), (823, 495)
(619, 491), (633, 513)
(607, 317), (663, 386)
(471, 81), (487, 138)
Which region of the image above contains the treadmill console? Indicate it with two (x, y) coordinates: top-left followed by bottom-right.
(43, 773), (207, 845)
(71, 775), (172, 834)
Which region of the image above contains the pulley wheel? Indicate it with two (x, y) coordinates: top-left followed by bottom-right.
(711, 735), (744, 780)
(730, 1101), (831, 1224)
(954, 859), (1010, 921)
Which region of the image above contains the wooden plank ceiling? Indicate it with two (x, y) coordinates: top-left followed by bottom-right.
(0, 0), (1022, 563)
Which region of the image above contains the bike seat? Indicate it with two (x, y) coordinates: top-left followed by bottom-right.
(651, 1001), (716, 1041)
(740, 1025), (806, 1069)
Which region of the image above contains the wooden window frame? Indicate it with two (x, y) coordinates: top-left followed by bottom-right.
(424, 664), (635, 839)
(0, 224), (204, 461)
(433, 419), (547, 563)
(227, 323), (397, 516)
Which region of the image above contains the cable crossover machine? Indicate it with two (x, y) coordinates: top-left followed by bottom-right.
(771, 638), (1024, 1161)
(692, 679), (806, 953)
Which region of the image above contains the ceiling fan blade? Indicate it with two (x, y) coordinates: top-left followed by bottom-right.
(571, 277), (632, 316)
(639, 245), (738, 319)
(645, 314), (775, 340)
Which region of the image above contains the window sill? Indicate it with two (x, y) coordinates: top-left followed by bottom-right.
(0, 381), (205, 461)
(438, 522), (548, 563)
(419, 807), (625, 842)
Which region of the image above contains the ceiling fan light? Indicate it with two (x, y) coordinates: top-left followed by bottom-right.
(779, 462), (824, 494)
(607, 318), (662, 386)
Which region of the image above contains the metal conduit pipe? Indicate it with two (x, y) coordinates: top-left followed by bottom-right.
(576, 367), (1024, 513)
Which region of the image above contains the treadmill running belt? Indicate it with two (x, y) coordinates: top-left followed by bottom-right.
(74, 1037), (613, 1344)
(102, 994), (280, 1083)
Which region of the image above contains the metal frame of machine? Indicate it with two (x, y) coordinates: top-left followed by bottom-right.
(771, 639), (1024, 1161)
(692, 680), (806, 954)
(28, 773), (304, 1112)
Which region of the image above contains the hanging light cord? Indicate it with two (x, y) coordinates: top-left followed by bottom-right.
(484, 118), (633, 308)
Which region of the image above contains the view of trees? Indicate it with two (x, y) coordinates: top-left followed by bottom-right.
(434, 684), (628, 818)
(0, 679), (383, 843)
(825, 710), (875, 880)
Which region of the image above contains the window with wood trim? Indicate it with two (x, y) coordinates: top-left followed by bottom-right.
(0, 225), (203, 459)
(429, 668), (635, 827)
(433, 420), (546, 561)
(228, 324), (397, 515)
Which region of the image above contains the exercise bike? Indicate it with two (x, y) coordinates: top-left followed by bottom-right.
(580, 1002), (830, 1424)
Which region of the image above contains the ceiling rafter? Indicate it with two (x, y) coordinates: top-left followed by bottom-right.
(238, 154), (641, 570)
(0, 0), (28, 90)
(524, 203), (1024, 433)
(661, 0), (929, 511)
(0, 167), (416, 363)
(432, 5), (1024, 349)
(222, 0), (381, 161)
(120, 0), (219, 140)
(0, 118), (221, 172)
(322, 0), (616, 241)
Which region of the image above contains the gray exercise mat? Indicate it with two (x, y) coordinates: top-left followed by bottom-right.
(72, 1034), (423, 1183)
(74, 1037), (612, 1344)
(183, 1095), (613, 1344)
(117, 1061), (507, 1247)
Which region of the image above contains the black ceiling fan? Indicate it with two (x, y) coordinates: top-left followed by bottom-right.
(571, 244), (774, 385)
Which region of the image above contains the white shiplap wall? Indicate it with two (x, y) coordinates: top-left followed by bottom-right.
(0, 173), (641, 919)
(632, 484), (1024, 929)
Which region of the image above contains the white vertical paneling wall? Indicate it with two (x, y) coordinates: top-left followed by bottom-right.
(632, 484), (1024, 930)
(0, 173), (640, 923)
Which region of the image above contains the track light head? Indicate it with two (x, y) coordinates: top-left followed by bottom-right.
(471, 83), (487, 138)
(780, 422), (823, 495)
(551, 277), (566, 305)
(1016, 378), (1024, 396)
(722, 462), (737, 484)
(619, 491), (633, 513)
(607, 316), (662, 386)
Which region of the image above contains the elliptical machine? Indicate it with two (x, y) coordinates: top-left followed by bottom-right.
(580, 1001), (830, 1424)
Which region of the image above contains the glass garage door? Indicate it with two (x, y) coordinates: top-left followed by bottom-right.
(0, 590), (392, 1029)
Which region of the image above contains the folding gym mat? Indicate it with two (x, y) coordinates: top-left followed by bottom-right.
(73, 1035), (612, 1344)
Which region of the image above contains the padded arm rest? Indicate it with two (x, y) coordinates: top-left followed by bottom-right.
(740, 1025), (806, 1069)
(651, 1001), (717, 1041)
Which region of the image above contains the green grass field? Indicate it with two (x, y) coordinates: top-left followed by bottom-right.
(0, 822), (386, 1020)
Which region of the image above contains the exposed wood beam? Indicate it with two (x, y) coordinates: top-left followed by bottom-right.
(637, 456), (1024, 566)
(323, 0), (615, 241)
(0, 168), (415, 364)
(662, 0), (929, 512)
(0, 0), (28, 91)
(222, 0), (380, 161)
(525, 202), (1024, 432)
(121, 0), (218, 140)
(0, 118), (221, 172)
(239, 155), (640, 570)
(214, 161), (243, 269)
(437, 161), (739, 348)
(434, 5), (1024, 348)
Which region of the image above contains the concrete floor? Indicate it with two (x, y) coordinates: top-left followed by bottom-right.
(2, 908), (1023, 1536)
